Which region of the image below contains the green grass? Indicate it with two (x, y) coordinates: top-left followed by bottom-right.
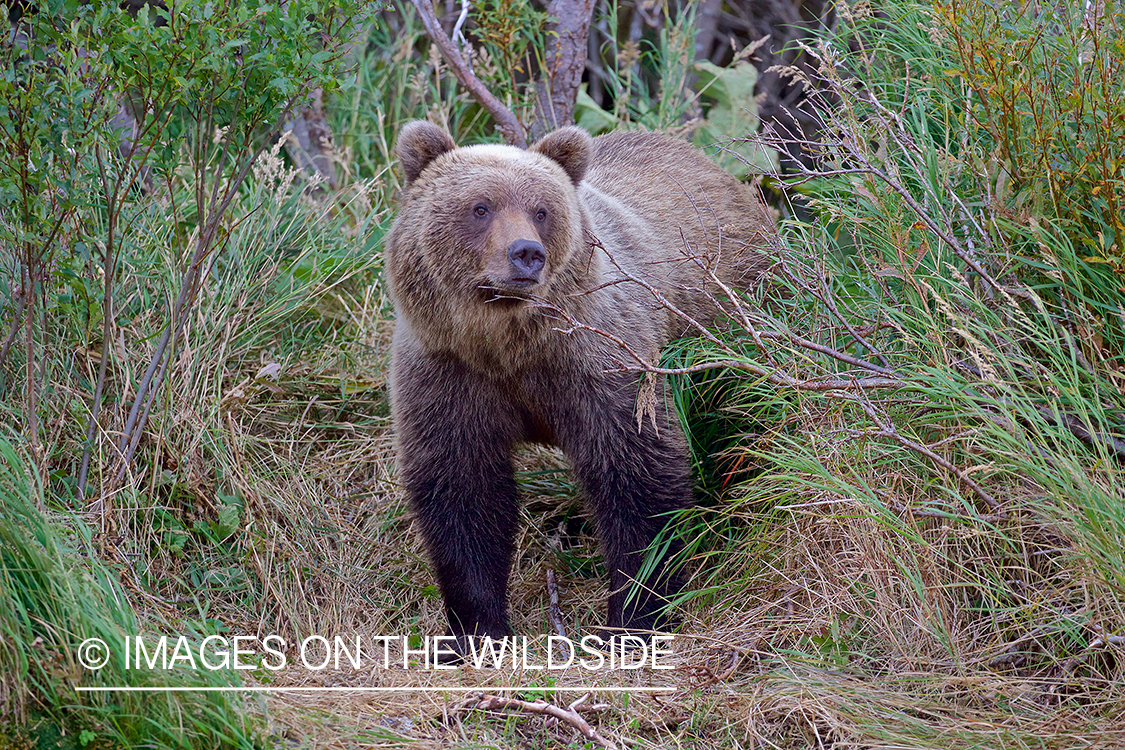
(660, 2), (1125, 745)
(3, 0), (1125, 747)
(0, 437), (261, 748)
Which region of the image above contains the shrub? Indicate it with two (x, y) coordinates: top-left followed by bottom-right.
(937, 0), (1125, 268)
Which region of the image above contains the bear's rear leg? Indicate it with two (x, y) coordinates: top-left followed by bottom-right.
(584, 458), (689, 633)
(557, 378), (691, 634)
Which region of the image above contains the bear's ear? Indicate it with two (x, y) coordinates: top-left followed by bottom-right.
(531, 126), (592, 186)
(396, 121), (456, 186)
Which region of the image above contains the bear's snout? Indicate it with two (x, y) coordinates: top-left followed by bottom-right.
(506, 239), (546, 284)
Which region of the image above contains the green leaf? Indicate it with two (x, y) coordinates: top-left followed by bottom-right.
(692, 60), (778, 177)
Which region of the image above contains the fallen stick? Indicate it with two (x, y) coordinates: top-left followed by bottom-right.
(546, 569), (566, 639)
(460, 692), (618, 750)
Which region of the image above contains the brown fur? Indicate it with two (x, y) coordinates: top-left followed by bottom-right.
(384, 121), (774, 652)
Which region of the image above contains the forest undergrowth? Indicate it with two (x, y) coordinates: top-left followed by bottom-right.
(1, 1), (1123, 748)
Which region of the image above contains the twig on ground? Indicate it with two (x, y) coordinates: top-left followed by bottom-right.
(677, 648), (743, 687)
(546, 569), (566, 640)
(717, 648), (742, 682)
(950, 362), (1125, 465)
(1059, 625), (1125, 674)
(459, 692), (618, 750)
(1038, 406), (1125, 462)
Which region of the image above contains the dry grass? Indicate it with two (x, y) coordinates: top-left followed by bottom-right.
(112, 321), (1121, 749)
(88, 147), (1121, 750)
(9, 194), (1119, 750)
(5, 3), (1125, 747)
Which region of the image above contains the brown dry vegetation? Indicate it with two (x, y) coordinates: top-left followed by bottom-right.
(3, 1), (1125, 749)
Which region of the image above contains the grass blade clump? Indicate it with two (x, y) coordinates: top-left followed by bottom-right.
(659, 1), (1125, 746)
(0, 437), (260, 748)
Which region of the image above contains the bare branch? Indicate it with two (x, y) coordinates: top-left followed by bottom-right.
(780, 258), (892, 370)
(590, 230), (895, 379)
(873, 488), (1006, 525)
(620, 359), (901, 391)
(410, 0), (526, 147)
(845, 396), (1002, 513)
(543, 299), (901, 391)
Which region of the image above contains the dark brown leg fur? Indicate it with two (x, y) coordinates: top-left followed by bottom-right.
(549, 373), (689, 633)
(397, 355), (687, 648)
(393, 353), (522, 644)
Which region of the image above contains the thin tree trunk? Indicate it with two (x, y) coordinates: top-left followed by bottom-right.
(530, 0), (597, 141)
(282, 87), (338, 189)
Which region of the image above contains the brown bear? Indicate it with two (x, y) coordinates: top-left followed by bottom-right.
(384, 121), (773, 654)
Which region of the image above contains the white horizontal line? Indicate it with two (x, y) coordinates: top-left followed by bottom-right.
(76, 686), (674, 693)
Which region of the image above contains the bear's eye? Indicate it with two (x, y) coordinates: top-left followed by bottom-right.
(473, 204), (489, 218)
(534, 209), (547, 223)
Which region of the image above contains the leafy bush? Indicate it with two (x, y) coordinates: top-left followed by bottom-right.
(0, 1), (379, 744)
(937, 0), (1125, 267)
(1, 0), (379, 488)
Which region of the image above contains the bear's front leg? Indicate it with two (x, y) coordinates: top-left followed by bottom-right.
(390, 349), (523, 648)
(554, 373), (690, 634)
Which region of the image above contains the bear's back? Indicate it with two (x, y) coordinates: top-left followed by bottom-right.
(579, 130), (774, 330)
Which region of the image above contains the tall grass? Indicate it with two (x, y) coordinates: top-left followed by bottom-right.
(0, 437), (260, 748)
(4, 0), (1123, 747)
(657, 0), (1125, 744)
(66, 147), (387, 628)
(1, 7), (388, 742)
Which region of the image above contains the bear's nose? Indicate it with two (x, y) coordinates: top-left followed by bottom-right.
(507, 239), (546, 280)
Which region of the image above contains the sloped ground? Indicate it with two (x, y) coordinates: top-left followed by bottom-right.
(172, 326), (1124, 749)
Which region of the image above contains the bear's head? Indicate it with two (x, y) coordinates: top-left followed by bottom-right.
(387, 122), (594, 313)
